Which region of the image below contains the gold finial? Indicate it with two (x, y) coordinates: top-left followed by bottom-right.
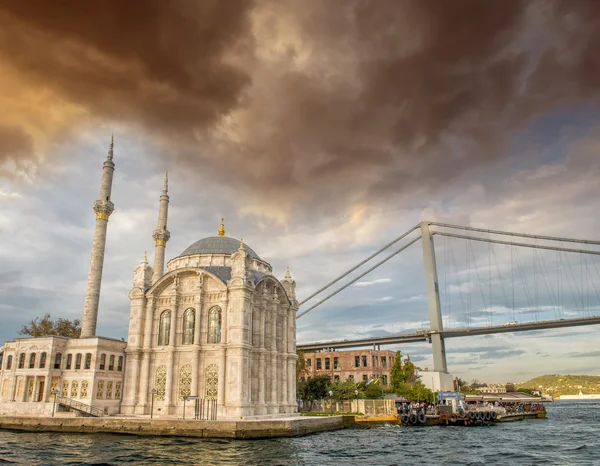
(240, 238), (244, 248)
(218, 218), (225, 236)
(143, 251), (148, 263)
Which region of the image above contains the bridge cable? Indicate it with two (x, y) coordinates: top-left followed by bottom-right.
(297, 224), (420, 306)
(491, 244), (511, 321)
(559, 248), (584, 318)
(467, 240), (492, 326)
(449, 242), (469, 327)
(429, 222), (600, 246)
(433, 232), (600, 256)
(584, 249), (600, 314)
(514, 246), (533, 320)
(562, 248), (586, 318)
(296, 236), (422, 319)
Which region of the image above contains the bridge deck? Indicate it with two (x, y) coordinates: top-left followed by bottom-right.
(297, 316), (600, 351)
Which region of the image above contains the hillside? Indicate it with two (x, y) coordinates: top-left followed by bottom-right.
(517, 374), (600, 397)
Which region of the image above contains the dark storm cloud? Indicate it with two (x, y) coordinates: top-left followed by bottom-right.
(1, 0), (599, 213)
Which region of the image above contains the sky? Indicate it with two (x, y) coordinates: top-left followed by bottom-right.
(1, 0), (599, 383)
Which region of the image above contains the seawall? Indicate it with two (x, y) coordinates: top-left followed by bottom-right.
(0, 415), (352, 439)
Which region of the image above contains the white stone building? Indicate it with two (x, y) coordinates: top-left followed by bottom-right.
(0, 139), (298, 419)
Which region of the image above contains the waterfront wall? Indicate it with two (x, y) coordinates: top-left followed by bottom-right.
(302, 399), (396, 415)
(0, 415), (350, 439)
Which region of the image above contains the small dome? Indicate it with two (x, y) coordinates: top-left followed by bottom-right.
(179, 236), (260, 260)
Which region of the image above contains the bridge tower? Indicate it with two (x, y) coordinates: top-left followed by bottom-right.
(420, 221), (448, 373)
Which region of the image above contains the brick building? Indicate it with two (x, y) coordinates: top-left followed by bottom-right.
(302, 349), (397, 386)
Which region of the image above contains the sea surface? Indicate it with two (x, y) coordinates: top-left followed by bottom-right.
(0, 401), (598, 465)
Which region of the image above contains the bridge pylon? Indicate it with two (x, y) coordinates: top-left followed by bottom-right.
(420, 221), (448, 373)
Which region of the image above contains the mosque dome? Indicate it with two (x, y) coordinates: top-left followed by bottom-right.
(179, 236), (260, 260)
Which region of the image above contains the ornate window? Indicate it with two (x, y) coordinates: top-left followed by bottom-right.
(99, 354), (106, 370)
(27, 379), (34, 399)
(158, 311), (171, 346)
(106, 381), (113, 399)
(182, 309), (195, 345)
(75, 354), (82, 370)
(84, 353), (92, 370)
(6, 355), (12, 370)
(155, 365), (167, 401)
(50, 378), (58, 394)
(29, 353), (36, 369)
(54, 353), (62, 369)
(81, 380), (88, 398)
(71, 380), (78, 398)
(109, 355), (115, 371)
(39, 352), (47, 369)
(207, 306), (222, 344)
(178, 364), (192, 400)
(62, 380), (69, 396)
(205, 364), (218, 401)
(16, 379), (24, 398)
(117, 356), (123, 371)
(66, 354), (72, 370)
(18, 353), (25, 369)
(115, 382), (122, 399)
(2, 380), (9, 398)
(97, 380), (104, 399)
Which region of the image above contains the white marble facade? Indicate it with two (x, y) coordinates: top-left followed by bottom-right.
(0, 142), (298, 419)
(121, 234), (299, 419)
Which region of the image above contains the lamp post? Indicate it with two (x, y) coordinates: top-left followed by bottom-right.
(150, 388), (157, 419)
(329, 390), (333, 414)
(52, 389), (60, 417)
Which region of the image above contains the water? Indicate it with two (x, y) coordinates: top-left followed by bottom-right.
(0, 401), (598, 465)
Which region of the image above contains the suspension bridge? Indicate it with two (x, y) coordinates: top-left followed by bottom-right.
(296, 221), (600, 376)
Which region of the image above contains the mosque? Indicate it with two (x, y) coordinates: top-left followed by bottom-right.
(0, 140), (299, 419)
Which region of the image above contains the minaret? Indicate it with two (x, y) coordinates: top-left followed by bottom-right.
(152, 172), (171, 283)
(81, 136), (116, 338)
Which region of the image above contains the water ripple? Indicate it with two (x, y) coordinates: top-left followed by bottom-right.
(0, 401), (598, 465)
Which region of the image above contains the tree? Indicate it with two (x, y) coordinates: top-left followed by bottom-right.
(390, 351), (405, 390)
(297, 375), (331, 410)
(296, 350), (308, 381)
(505, 383), (516, 392)
(330, 378), (363, 401)
(364, 379), (384, 399)
(19, 313), (81, 338)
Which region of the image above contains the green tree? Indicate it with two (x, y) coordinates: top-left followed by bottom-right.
(297, 375), (331, 410)
(330, 378), (362, 401)
(296, 350), (307, 381)
(505, 383), (516, 392)
(19, 313), (81, 338)
(364, 378), (384, 399)
(390, 351), (405, 390)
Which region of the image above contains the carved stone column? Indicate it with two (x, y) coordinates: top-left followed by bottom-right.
(192, 273), (203, 396)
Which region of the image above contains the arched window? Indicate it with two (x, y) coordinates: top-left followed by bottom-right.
(117, 356), (123, 371)
(109, 355), (115, 371)
(205, 364), (218, 400)
(178, 364), (192, 400)
(54, 353), (62, 369)
(207, 306), (222, 344)
(18, 353), (25, 369)
(66, 354), (72, 370)
(6, 355), (13, 370)
(39, 352), (47, 369)
(0, 351), (3, 370)
(158, 310), (171, 346)
(99, 354), (106, 370)
(29, 353), (36, 369)
(182, 309), (195, 345)
(84, 353), (92, 370)
(155, 365), (167, 401)
(71, 380), (78, 398)
(75, 353), (82, 370)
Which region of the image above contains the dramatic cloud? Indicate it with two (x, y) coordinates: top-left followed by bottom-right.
(1, 0), (600, 219)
